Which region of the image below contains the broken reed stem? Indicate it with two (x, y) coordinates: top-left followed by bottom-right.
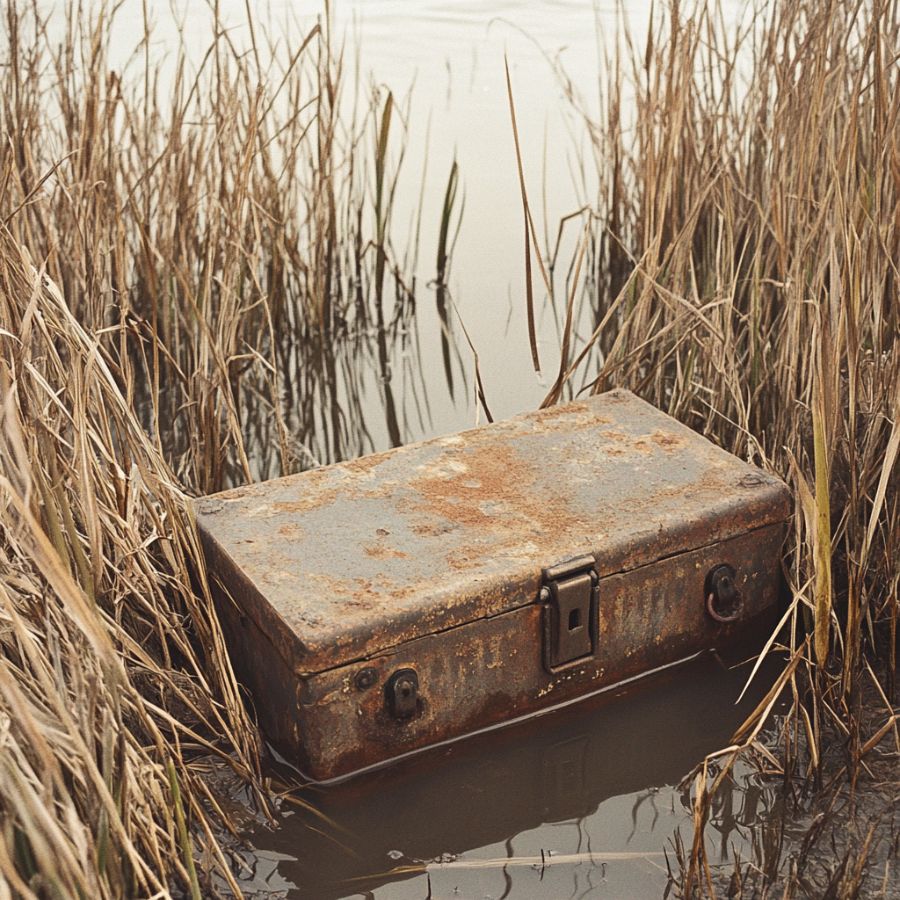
(168, 761), (202, 900)
(812, 379), (833, 669)
(505, 54), (554, 373)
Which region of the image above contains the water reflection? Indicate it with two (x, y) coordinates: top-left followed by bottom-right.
(134, 278), (468, 490)
(258, 283), (450, 478)
(240, 646), (785, 899)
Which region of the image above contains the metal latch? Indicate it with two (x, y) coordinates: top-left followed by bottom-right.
(540, 555), (599, 672)
(385, 668), (419, 720)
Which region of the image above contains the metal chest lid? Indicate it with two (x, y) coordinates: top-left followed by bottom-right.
(196, 389), (790, 675)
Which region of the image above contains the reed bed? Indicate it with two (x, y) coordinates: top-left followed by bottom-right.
(539, 0), (898, 893)
(0, 0), (897, 897)
(0, 1), (417, 896)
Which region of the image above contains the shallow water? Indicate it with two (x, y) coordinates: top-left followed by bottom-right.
(102, 0), (746, 460)
(89, 3), (782, 897)
(237, 647), (784, 898)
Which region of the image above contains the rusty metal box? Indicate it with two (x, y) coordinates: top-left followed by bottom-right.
(196, 389), (790, 782)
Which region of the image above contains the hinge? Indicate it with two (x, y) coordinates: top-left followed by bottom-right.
(540, 555), (599, 673)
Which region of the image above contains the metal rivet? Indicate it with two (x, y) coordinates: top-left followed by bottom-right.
(354, 667), (378, 691)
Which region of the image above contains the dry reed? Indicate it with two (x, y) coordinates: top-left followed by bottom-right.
(0, 0), (415, 896)
(0, 0), (897, 896)
(539, 0), (898, 894)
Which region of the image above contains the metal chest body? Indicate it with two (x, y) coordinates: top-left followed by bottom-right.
(197, 390), (790, 782)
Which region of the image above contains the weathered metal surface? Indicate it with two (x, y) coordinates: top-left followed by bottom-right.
(290, 524), (784, 780)
(198, 390), (789, 671)
(197, 389), (791, 781)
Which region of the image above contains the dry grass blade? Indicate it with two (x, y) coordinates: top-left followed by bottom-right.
(812, 383), (833, 668)
(862, 386), (900, 559)
(167, 761), (202, 900)
(542, 219), (591, 407)
(505, 54), (553, 373)
(452, 299), (495, 424)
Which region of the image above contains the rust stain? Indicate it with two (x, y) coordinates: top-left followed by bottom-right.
(408, 444), (535, 528)
(527, 400), (619, 433)
(278, 523), (303, 538)
(530, 401), (591, 422)
(271, 491), (340, 515)
(342, 453), (387, 476)
(446, 548), (477, 571)
(364, 545), (408, 560)
(405, 442), (581, 542)
(651, 429), (685, 450)
(411, 522), (456, 537)
(599, 426), (682, 454)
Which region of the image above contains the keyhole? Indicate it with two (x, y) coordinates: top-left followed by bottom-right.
(568, 608), (581, 631)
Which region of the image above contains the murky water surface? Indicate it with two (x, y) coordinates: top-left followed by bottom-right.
(104, 0), (741, 461)
(94, 3), (771, 897)
(239, 648), (783, 898)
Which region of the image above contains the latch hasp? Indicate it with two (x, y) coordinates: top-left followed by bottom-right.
(541, 555), (599, 672)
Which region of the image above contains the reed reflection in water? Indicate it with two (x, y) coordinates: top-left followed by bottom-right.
(237, 649), (787, 899)
(135, 272), (468, 488)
